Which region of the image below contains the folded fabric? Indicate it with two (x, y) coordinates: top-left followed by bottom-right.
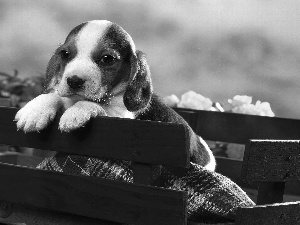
(37, 153), (255, 223)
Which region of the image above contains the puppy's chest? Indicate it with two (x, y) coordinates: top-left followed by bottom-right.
(101, 94), (135, 119)
(102, 101), (135, 119)
(102, 105), (135, 119)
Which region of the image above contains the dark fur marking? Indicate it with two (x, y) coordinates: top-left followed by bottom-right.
(123, 51), (153, 112)
(136, 95), (211, 165)
(44, 54), (61, 93)
(65, 22), (88, 42)
(43, 24), (85, 93)
(91, 23), (133, 93)
(102, 23), (132, 56)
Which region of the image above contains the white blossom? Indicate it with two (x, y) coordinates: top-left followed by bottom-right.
(163, 94), (180, 107)
(228, 95), (274, 117)
(177, 91), (213, 110)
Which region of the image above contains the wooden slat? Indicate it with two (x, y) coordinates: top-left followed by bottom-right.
(241, 140), (300, 183)
(0, 107), (189, 168)
(187, 221), (234, 225)
(173, 110), (198, 131)
(235, 202), (300, 225)
(215, 156), (300, 197)
(256, 182), (285, 205)
(0, 152), (42, 168)
(0, 152), (18, 165)
(0, 200), (12, 218)
(197, 111), (300, 144)
(0, 203), (120, 225)
(175, 108), (300, 144)
(132, 163), (154, 185)
(0, 162), (187, 225)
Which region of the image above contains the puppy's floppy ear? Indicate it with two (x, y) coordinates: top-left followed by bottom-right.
(43, 54), (61, 93)
(124, 50), (153, 112)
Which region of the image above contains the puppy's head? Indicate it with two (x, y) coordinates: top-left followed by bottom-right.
(44, 20), (152, 112)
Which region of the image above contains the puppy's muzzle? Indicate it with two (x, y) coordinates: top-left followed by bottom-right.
(67, 75), (86, 90)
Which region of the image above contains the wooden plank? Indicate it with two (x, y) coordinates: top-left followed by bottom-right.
(132, 163), (154, 185)
(235, 202), (300, 225)
(174, 108), (300, 144)
(0, 200), (12, 218)
(256, 182), (285, 205)
(241, 140), (300, 183)
(0, 163), (187, 225)
(188, 221), (234, 225)
(2, 209), (229, 225)
(16, 153), (43, 168)
(0, 203), (121, 225)
(284, 182), (300, 196)
(215, 156), (300, 197)
(0, 152), (42, 168)
(0, 152), (18, 165)
(173, 109), (198, 131)
(244, 186), (300, 205)
(0, 107), (189, 168)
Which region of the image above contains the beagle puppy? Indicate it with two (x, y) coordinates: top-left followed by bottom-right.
(15, 20), (216, 171)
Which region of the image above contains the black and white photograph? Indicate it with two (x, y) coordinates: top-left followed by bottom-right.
(0, 1), (300, 224)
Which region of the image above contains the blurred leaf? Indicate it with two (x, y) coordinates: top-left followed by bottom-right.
(0, 70), (44, 106)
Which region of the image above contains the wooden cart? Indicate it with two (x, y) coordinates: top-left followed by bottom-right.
(0, 105), (299, 224)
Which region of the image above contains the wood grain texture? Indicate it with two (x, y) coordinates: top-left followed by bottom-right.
(235, 202), (300, 225)
(241, 140), (300, 183)
(174, 108), (300, 144)
(0, 162), (187, 225)
(0, 107), (189, 168)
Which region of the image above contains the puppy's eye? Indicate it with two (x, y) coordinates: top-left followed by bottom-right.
(100, 55), (117, 66)
(60, 50), (70, 60)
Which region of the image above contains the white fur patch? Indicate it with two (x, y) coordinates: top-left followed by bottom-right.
(15, 93), (63, 132)
(57, 20), (112, 97)
(89, 20), (136, 53)
(198, 136), (216, 171)
(102, 95), (135, 119)
(101, 82), (135, 119)
(76, 20), (111, 56)
(59, 101), (107, 132)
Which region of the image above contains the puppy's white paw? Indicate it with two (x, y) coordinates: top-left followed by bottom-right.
(59, 101), (107, 132)
(15, 93), (62, 132)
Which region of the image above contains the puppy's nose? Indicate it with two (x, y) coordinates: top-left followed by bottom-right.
(67, 75), (85, 90)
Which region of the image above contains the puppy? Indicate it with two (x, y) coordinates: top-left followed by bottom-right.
(15, 20), (216, 171)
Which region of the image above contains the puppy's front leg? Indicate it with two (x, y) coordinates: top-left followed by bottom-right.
(15, 93), (63, 132)
(59, 101), (107, 132)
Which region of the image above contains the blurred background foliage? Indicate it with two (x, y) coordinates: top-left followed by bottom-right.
(1, 0), (300, 118)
